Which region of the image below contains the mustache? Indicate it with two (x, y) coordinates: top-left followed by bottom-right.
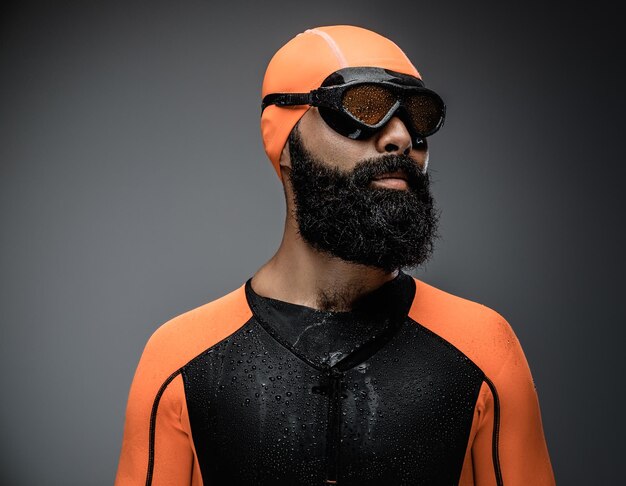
(349, 154), (427, 190)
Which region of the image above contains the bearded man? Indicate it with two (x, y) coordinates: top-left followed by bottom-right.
(114, 25), (555, 486)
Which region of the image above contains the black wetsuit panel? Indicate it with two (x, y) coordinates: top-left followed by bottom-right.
(182, 272), (485, 485)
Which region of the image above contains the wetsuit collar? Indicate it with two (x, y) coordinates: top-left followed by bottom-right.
(244, 270), (416, 369)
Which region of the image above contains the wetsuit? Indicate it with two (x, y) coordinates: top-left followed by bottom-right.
(114, 271), (555, 485)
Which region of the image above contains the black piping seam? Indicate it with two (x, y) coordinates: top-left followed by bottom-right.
(144, 316), (256, 486)
(483, 375), (504, 486)
(407, 316), (502, 485)
(145, 369), (182, 486)
(405, 315), (489, 484)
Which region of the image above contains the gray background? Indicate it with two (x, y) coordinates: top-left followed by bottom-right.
(1, 1), (624, 484)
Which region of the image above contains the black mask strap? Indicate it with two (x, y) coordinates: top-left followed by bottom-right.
(261, 93), (312, 113)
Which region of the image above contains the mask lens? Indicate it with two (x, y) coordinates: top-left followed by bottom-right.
(404, 93), (444, 136)
(341, 84), (397, 125)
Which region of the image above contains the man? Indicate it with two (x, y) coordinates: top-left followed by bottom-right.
(114, 25), (555, 486)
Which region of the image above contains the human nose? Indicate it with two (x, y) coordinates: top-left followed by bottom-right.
(373, 116), (412, 156)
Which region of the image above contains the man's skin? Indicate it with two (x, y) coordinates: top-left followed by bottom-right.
(252, 108), (428, 311)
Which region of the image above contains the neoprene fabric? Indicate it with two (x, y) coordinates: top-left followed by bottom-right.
(114, 271), (555, 485)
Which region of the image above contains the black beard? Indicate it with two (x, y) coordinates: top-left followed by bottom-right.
(286, 126), (441, 273)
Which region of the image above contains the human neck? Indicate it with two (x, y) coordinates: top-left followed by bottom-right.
(251, 218), (399, 312)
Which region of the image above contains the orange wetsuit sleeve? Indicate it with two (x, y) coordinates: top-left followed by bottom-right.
(114, 331), (202, 486)
(471, 325), (555, 485)
(114, 285), (250, 486)
(408, 278), (555, 485)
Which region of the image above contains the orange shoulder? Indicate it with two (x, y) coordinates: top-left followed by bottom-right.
(141, 282), (252, 377)
(115, 282), (252, 485)
(407, 277), (518, 379)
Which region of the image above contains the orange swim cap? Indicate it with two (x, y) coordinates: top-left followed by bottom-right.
(260, 25), (422, 182)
